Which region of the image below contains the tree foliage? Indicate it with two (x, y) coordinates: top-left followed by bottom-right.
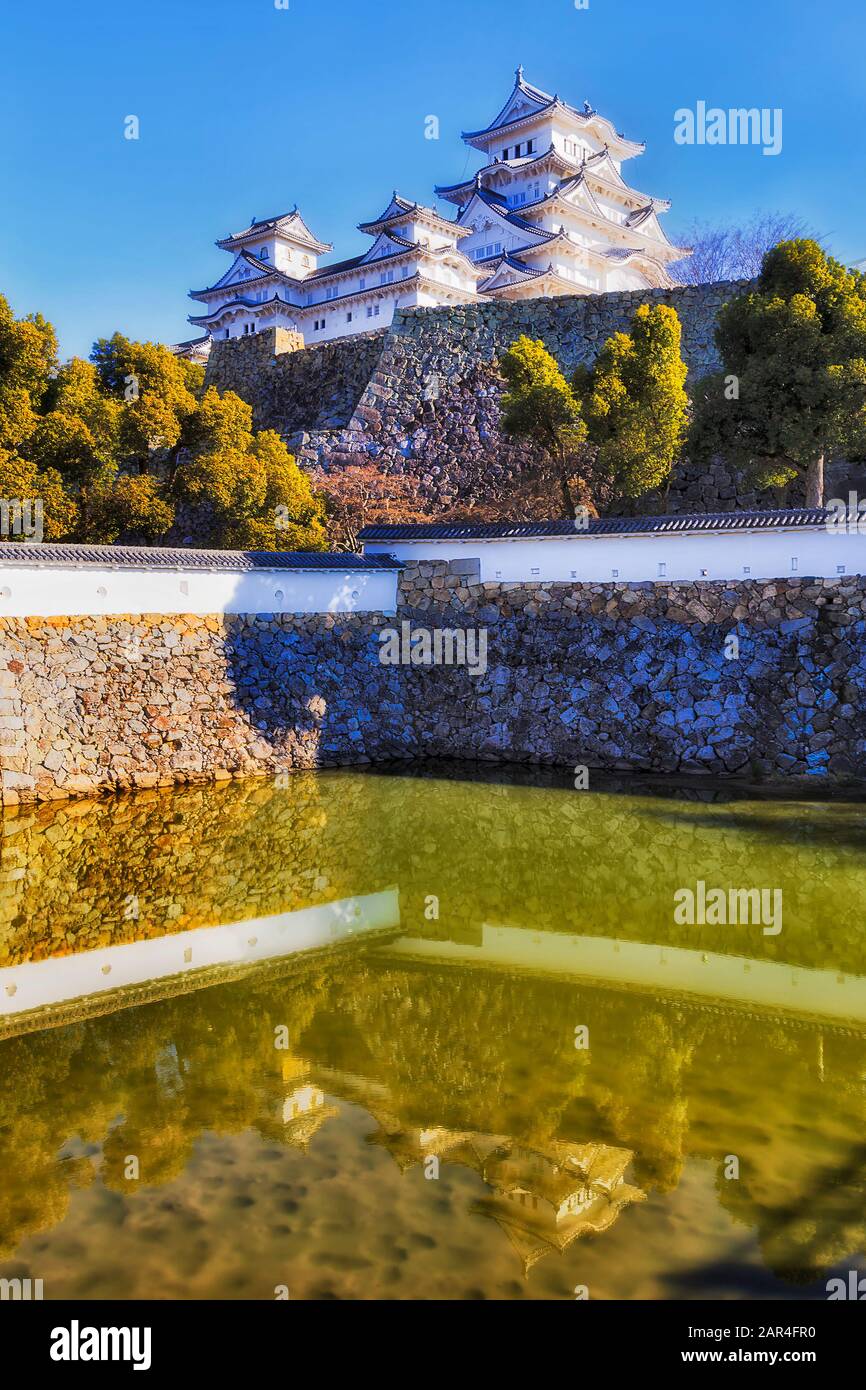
(689, 240), (866, 505)
(577, 303), (689, 507)
(499, 308), (688, 515)
(172, 389), (326, 550)
(0, 294), (325, 550)
(499, 335), (587, 517)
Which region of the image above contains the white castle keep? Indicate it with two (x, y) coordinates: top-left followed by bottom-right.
(180, 69), (688, 356)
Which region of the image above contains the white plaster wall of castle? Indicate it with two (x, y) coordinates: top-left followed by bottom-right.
(363, 527), (866, 585)
(0, 563), (398, 618)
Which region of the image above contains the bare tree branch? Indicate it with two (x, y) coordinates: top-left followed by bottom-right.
(671, 211), (817, 284)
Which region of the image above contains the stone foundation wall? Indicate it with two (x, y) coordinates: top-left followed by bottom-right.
(2, 565), (865, 803)
(203, 282), (789, 515)
(204, 325), (389, 434)
(202, 289), (866, 518)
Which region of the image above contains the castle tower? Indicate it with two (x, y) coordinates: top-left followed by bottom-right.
(177, 71), (689, 355)
(435, 67), (689, 298)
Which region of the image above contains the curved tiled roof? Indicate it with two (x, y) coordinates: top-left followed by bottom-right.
(359, 510), (833, 543)
(216, 209), (332, 254)
(188, 293), (299, 326)
(478, 253), (546, 286)
(460, 188), (559, 241)
(0, 543), (402, 571)
(461, 70), (643, 154)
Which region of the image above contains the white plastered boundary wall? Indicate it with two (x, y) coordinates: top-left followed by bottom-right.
(0, 564), (399, 618)
(364, 527), (866, 584)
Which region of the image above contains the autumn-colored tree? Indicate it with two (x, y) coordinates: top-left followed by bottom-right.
(0, 448), (79, 540)
(689, 240), (866, 506)
(77, 473), (175, 546)
(90, 332), (204, 472)
(0, 293), (329, 550)
(25, 357), (121, 484)
(172, 387), (326, 550)
(0, 292), (57, 451)
(575, 302), (689, 508)
(499, 335), (587, 518)
(311, 461), (428, 550)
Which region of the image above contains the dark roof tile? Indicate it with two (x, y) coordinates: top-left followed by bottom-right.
(360, 509), (833, 543)
(0, 543), (402, 572)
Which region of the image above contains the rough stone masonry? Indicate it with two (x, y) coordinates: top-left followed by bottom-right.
(206, 281), (764, 517)
(203, 281), (866, 517)
(1, 566), (865, 804)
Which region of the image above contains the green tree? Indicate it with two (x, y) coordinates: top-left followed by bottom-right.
(689, 240), (866, 506)
(576, 302), (689, 508)
(499, 335), (587, 518)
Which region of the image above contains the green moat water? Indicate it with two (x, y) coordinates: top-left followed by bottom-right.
(1, 767), (865, 1300)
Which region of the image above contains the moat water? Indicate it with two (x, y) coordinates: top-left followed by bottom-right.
(1, 766), (865, 1300)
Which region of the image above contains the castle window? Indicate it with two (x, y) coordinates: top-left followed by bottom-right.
(260, 247), (269, 259)
(359, 277), (366, 289)
(502, 147), (509, 159)
(514, 142), (522, 157)
(527, 139), (535, 154)
(347, 312), (353, 323)
(303, 255), (310, 267)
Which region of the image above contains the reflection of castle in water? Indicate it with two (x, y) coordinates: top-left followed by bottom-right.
(477, 1139), (644, 1272)
(280, 1056), (339, 1150)
(287, 1057), (645, 1274)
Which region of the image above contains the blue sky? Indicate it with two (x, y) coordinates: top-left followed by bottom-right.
(2, 0), (864, 359)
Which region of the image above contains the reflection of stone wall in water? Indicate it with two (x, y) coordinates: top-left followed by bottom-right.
(0, 775), (387, 965)
(4, 774), (866, 976)
(2, 566), (865, 803)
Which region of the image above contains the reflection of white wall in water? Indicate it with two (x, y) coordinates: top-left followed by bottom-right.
(0, 563), (398, 618)
(0, 889), (400, 1020)
(364, 526), (866, 584)
(383, 925), (866, 1026)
